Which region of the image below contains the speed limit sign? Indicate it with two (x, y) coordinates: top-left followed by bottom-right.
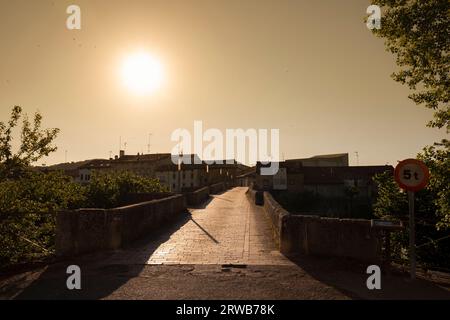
(394, 158), (430, 192)
(394, 158), (430, 280)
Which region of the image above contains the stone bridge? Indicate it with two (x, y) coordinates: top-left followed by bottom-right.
(3, 187), (449, 300)
(105, 187), (292, 266)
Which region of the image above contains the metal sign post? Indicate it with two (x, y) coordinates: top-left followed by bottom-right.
(394, 159), (429, 281)
(407, 190), (415, 280)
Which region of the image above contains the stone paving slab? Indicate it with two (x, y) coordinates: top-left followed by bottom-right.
(107, 187), (293, 266)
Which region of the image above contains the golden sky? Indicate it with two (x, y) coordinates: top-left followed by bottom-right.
(0, 0), (446, 166)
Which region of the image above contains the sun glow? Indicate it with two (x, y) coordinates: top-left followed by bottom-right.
(121, 52), (164, 95)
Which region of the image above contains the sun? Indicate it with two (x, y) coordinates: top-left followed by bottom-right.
(121, 52), (164, 95)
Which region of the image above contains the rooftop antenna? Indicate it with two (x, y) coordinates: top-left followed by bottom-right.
(147, 133), (152, 154)
(119, 136), (122, 152)
(354, 151), (359, 166)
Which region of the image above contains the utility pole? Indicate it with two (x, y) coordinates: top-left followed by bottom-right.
(408, 190), (416, 279)
(65, 150), (68, 163)
(354, 151), (359, 166)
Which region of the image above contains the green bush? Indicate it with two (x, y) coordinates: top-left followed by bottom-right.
(0, 170), (168, 269)
(0, 171), (85, 268)
(83, 171), (168, 209)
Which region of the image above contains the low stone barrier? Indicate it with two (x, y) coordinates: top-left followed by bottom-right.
(263, 192), (291, 251)
(284, 214), (383, 262)
(185, 183), (228, 206)
(209, 182), (226, 195)
(245, 187), (256, 202)
(56, 194), (186, 257)
(185, 187), (210, 206)
(121, 192), (174, 206)
(250, 190), (387, 263)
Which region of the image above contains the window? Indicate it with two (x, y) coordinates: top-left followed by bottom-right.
(80, 174), (84, 180)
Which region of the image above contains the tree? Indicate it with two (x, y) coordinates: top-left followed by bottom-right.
(418, 139), (450, 230)
(83, 171), (168, 209)
(0, 106), (59, 179)
(0, 171), (86, 268)
(371, 0), (449, 130)
(373, 171), (408, 220)
(373, 141), (450, 269)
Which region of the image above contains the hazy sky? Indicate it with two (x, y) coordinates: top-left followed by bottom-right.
(0, 0), (447, 166)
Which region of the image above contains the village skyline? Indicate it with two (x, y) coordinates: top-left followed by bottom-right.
(1, 0), (447, 168)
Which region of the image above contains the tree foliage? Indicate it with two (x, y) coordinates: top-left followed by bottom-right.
(373, 142), (450, 269)
(0, 171), (85, 268)
(371, 0), (449, 130)
(0, 107), (169, 268)
(418, 139), (450, 230)
(82, 171), (168, 209)
(0, 106), (59, 179)
(373, 171), (408, 219)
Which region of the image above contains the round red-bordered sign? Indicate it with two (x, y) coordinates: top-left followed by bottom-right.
(394, 159), (430, 192)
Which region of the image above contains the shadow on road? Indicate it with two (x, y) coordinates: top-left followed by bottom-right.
(190, 218), (219, 244)
(9, 210), (195, 300)
(287, 254), (450, 300)
(188, 197), (213, 209)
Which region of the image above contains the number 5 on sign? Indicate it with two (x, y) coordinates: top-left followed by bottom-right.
(394, 159), (429, 280)
(394, 159), (429, 192)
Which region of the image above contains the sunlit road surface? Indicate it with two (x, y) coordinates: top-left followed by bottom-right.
(106, 187), (293, 266)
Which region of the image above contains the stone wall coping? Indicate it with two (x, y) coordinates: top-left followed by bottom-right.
(191, 186), (210, 194)
(64, 194), (184, 213)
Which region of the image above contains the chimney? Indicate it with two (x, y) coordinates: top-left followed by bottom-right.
(119, 150), (125, 158)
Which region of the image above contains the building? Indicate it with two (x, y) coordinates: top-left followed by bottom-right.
(74, 152), (173, 184)
(236, 169), (256, 187)
(39, 151), (249, 192)
(155, 163), (208, 192)
(37, 159), (105, 184)
(286, 153), (349, 167)
(255, 153), (393, 200)
(300, 165), (393, 199)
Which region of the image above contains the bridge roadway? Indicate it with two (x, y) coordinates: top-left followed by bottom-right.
(106, 187), (293, 266)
